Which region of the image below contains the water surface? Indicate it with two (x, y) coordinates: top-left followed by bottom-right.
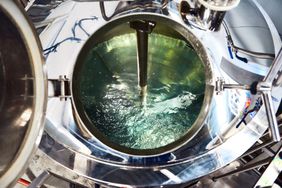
(78, 33), (205, 150)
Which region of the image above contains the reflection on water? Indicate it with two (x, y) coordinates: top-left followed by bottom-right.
(78, 33), (205, 150)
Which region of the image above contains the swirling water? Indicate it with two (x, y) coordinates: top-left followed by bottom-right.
(78, 33), (205, 150)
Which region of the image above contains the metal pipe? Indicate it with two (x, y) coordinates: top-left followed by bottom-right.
(254, 48), (282, 142)
(215, 78), (251, 94)
(254, 145), (282, 187)
(223, 84), (251, 90)
(99, 2), (113, 21)
(216, 48), (282, 141)
(130, 21), (155, 99)
(241, 139), (274, 158)
(28, 171), (50, 188)
(262, 147), (276, 156)
(233, 45), (275, 60)
(239, 158), (261, 176)
(136, 29), (149, 97)
(262, 124), (282, 138)
(262, 91), (281, 142)
(263, 48), (282, 84)
(222, 21), (275, 60)
(275, 73), (282, 86)
(212, 157), (272, 181)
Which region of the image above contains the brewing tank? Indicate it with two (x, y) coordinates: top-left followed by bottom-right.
(38, 1), (281, 187)
(72, 13), (214, 156)
(0, 0), (282, 187)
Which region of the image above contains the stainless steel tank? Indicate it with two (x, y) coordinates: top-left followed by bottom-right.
(0, 0), (281, 187)
(0, 0), (46, 187)
(34, 0), (281, 187)
(71, 12), (214, 156)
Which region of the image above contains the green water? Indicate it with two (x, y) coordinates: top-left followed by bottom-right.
(78, 33), (205, 150)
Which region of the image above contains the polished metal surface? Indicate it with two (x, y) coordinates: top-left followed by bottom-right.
(263, 48), (282, 86)
(130, 20), (155, 98)
(216, 47), (282, 142)
(28, 0), (282, 187)
(28, 171), (51, 188)
(256, 47), (282, 141)
(180, 0), (240, 31)
(0, 0), (46, 187)
(255, 145), (282, 187)
(213, 157), (272, 181)
(224, 0), (280, 67)
(257, 0), (282, 40)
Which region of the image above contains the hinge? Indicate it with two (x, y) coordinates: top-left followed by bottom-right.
(48, 75), (71, 101)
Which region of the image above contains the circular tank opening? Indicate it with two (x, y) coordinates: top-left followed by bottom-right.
(73, 15), (211, 156)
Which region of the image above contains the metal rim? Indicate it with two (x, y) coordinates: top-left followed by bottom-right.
(0, 0), (47, 187)
(71, 13), (214, 157)
(198, 0), (241, 11)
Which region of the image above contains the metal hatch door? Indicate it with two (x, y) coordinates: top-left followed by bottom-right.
(0, 0), (47, 187)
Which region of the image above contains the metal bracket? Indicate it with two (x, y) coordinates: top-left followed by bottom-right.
(216, 48), (282, 142)
(215, 78), (251, 95)
(28, 171), (50, 188)
(48, 75), (71, 101)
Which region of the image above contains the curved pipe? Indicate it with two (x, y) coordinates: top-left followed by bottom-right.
(99, 1), (113, 21)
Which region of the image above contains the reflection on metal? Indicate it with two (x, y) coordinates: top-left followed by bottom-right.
(258, 51), (282, 141)
(1, 0), (282, 187)
(31, 0), (282, 187)
(180, 0), (240, 31)
(217, 48), (282, 141)
(212, 137), (282, 185)
(28, 171), (51, 188)
(16, 109), (33, 127)
(48, 75), (71, 100)
(0, 0), (46, 187)
(29, 149), (98, 187)
(0, 8), (33, 176)
(240, 139), (275, 159)
(222, 21), (275, 60)
(26, 1), (280, 187)
(262, 91), (280, 142)
(130, 20), (156, 99)
(212, 157), (272, 181)
(215, 78), (251, 94)
(255, 146), (282, 187)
